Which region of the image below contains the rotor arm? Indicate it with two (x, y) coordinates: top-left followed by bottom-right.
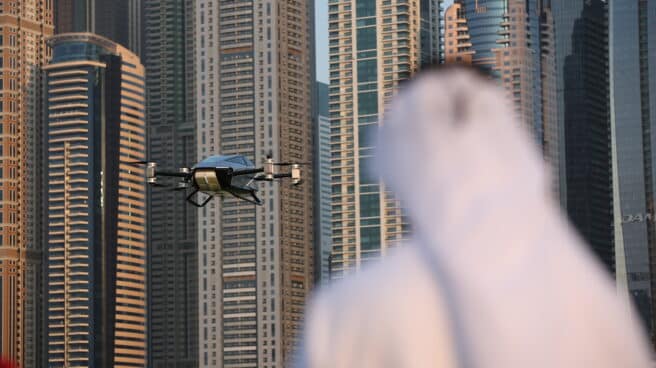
(155, 170), (191, 178)
(233, 168), (265, 176)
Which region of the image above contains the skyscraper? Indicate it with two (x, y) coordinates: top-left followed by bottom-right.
(315, 82), (331, 283)
(144, 0), (198, 366)
(328, 0), (441, 276)
(444, 0), (560, 195)
(44, 33), (147, 367)
(0, 1), (53, 367)
(551, 0), (613, 273)
(195, 1), (315, 366)
(444, 2), (473, 64)
(55, 0), (90, 33)
(54, 0), (142, 55)
(609, 0), (656, 345)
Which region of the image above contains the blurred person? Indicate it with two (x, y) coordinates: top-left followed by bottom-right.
(296, 68), (653, 368)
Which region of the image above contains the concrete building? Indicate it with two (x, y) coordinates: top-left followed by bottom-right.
(54, 0), (141, 55)
(195, 1), (315, 366)
(0, 1), (53, 367)
(143, 0), (198, 366)
(44, 33), (147, 367)
(609, 0), (656, 346)
(551, 0), (614, 274)
(328, 0), (441, 276)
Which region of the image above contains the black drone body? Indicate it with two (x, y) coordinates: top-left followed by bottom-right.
(136, 154), (303, 206)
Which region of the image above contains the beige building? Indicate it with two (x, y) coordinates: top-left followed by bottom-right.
(0, 1), (53, 366)
(444, 0), (560, 196)
(195, 1), (314, 367)
(444, 2), (473, 64)
(44, 33), (147, 367)
(328, 0), (441, 276)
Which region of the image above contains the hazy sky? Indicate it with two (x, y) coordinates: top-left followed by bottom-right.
(315, 0), (454, 83)
(315, 0), (329, 83)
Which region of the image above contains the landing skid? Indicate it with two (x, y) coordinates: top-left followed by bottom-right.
(185, 188), (214, 207)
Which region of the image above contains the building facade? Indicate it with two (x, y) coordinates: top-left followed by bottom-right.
(551, 0), (614, 273)
(315, 82), (331, 283)
(144, 0), (198, 366)
(54, 0), (141, 55)
(44, 33), (147, 367)
(444, 2), (473, 64)
(195, 1), (315, 366)
(328, 0), (441, 276)
(609, 0), (656, 345)
(54, 0), (89, 34)
(0, 1), (54, 366)
(444, 0), (560, 196)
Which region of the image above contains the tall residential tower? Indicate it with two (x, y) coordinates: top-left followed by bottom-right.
(196, 1), (315, 366)
(44, 33), (147, 367)
(144, 0), (198, 366)
(0, 1), (53, 366)
(328, 0), (441, 276)
(315, 82), (331, 282)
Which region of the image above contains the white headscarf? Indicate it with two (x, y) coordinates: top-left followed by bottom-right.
(297, 69), (653, 368)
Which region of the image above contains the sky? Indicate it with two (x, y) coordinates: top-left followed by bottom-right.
(315, 0), (329, 83)
(315, 0), (455, 84)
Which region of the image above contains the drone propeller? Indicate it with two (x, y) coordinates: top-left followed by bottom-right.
(272, 162), (311, 166)
(122, 160), (150, 165)
(149, 183), (190, 192)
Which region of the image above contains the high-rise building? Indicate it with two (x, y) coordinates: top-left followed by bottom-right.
(328, 0), (441, 276)
(315, 82), (331, 283)
(195, 1), (315, 367)
(54, 0), (89, 33)
(444, 2), (473, 64)
(609, 0), (656, 345)
(44, 33), (147, 367)
(540, 4), (560, 198)
(0, 1), (53, 367)
(551, 0), (614, 273)
(444, 0), (560, 195)
(54, 0), (142, 55)
(144, 0), (198, 366)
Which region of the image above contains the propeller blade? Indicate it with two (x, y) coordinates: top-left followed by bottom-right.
(272, 162), (311, 166)
(122, 160), (149, 165)
(150, 183), (189, 192)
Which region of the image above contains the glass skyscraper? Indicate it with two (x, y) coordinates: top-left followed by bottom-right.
(551, 0), (614, 274)
(44, 33), (147, 367)
(610, 0), (656, 345)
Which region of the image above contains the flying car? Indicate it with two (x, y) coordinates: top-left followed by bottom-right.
(130, 155), (304, 206)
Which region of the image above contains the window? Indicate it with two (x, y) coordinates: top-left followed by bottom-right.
(356, 27), (376, 51)
(357, 60), (377, 83)
(358, 91), (378, 115)
(356, 0), (375, 17)
(360, 226), (381, 250)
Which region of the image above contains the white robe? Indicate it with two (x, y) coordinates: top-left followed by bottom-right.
(296, 69), (653, 368)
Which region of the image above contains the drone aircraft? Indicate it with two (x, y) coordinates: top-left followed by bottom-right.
(131, 155), (303, 206)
